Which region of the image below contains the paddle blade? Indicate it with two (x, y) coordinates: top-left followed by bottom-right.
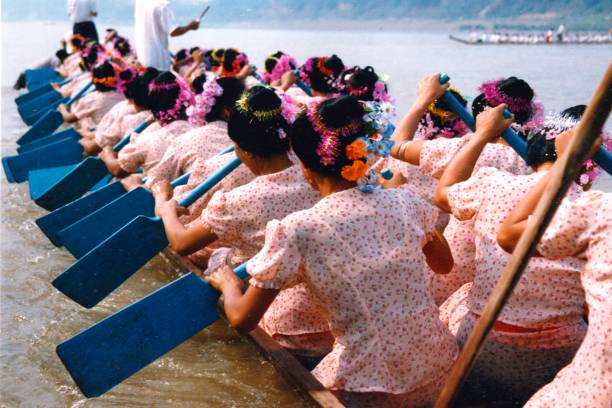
(15, 83), (54, 105)
(17, 128), (80, 154)
(2, 139), (83, 183)
(53, 216), (168, 308)
(30, 157), (111, 211)
(59, 187), (155, 259)
(36, 181), (127, 246)
(18, 91), (63, 121)
(29, 165), (77, 200)
(17, 110), (64, 145)
(25, 68), (62, 90)
(56, 273), (221, 397)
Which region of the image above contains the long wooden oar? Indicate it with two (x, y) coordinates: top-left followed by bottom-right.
(17, 80), (93, 146)
(53, 156), (242, 308)
(434, 63), (612, 408)
(57, 264), (247, 398)
(441, 77), (612, 174)
(27, 120), (153, 210)
(59, 145), (236, 258)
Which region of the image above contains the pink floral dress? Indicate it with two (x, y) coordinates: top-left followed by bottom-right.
(117, 120), (193, 173)
(71, 90), (125, 131)
(94, 110), (152, 149)
(248, 187), (458, 399)
(202, 166), (331, 354)
(419, 136), (533, 305)
(525, 191), (612, 408)
(172, 153), (255, 224)
(145, 121), (231, 186)
(91, 100), (135, 148)
(443, 167), (587, 401)
(62, 74), (91, 98)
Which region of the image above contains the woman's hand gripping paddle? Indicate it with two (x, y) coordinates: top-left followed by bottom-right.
(59, 145), (235, 258)
(52, 156), (242, 308)
(17, 80), (93, 146)
(56, 264), (248, 398)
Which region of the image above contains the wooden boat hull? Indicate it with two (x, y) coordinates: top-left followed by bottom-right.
(160, 249), (344, 408)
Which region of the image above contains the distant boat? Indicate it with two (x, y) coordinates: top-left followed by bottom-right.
(449, 34), (612, 45)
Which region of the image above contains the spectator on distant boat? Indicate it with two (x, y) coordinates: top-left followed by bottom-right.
(134, 0), (200, 71)
(68, 0), (98, 42)
(557, 23), (567, 42)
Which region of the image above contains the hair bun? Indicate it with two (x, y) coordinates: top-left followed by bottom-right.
(154, 71), (178, 85)
(498, 77), (534, 101)
(325, 54), (345, 76)
(560, 105), (586, 120)
(247, 86), (281, 111)
(320, 95), (364, 128)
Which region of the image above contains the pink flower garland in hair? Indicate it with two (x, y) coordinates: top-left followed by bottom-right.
(116, 66), (138, 96)
(298, 58), (316, 86)
(279, 92), (299, 124)
(418, 113), (469, 140)
(269, 55), (298, 83)
(149, 75), (195, 127)
(186, 77), (224, 126)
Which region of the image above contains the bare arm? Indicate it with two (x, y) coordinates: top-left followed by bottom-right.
(170, 20), (199, 37)
(99, 145), (129, 177)
(153, 182), (218, 255)
(434, 105), (513, 213)
(423, 229), (454, 274)
(205, 265), (279, 334)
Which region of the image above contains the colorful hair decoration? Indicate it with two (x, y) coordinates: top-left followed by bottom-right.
(307, 99), (396, 192)
(279, 92), (299, 124)
(93, 75), (118, 88)
(149, 75), (195, 126)
(116, 66), (138, 95)
(186, 76), (224, 126)
(418, 113), (469, 140)
(263, 54), (298, 84)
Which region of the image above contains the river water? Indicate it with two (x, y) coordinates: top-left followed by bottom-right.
(1, 21), (610, 408)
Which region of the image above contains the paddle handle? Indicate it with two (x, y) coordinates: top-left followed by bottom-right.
(197, 5), (210, 22)
(292, 69), (313, 96)
(593, 147), (612, 174)
(112, 120), (153, 152)
(250, 67), (264, 82)
(170, 172), (192, 188)
(439, 83), (529, 159)
(66, 80), (94, 107)
(218, 145), (235, 155)
(234, 263), (248, 280)
(178, 156), (242, 208)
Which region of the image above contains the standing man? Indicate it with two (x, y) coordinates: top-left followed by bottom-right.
(68, 0), (99, 42)
(134, 0), (200, 71)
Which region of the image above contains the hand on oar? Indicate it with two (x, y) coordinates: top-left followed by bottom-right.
(52, 156), (242, 308)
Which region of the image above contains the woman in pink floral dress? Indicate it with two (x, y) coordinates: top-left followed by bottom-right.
(145, 77), (245, 186)
(435, 106), (589, 404)
(154, 87), (333, 357)
(391, 74), (537, 305)
(497, 138), (611, 407)
(203, 95), (458, 407)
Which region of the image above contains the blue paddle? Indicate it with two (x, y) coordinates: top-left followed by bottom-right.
(59, 145), (236, 258)
(440, 75), (612, 173)
(18, 91), (65, 122)
(2, 137), (84, 183)
(15, 78), (69, 106)
(17, 128), (81, 154)
(25, 68), (63, 90)
(22, 97), (70, 126)
(60, 171), (191, 258)
(57, 265), (248, 398)
(27, 120), (153, 211)
(291, 69), (313, 96)
(29, 165), (78, 200)
(17, 80), (93, 146)
(53, 156), (242, 308)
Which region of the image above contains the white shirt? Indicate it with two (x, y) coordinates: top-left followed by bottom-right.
(67, 0), (97, 24)
(134, 0), (177, 71)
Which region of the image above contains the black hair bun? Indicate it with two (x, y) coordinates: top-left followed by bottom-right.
(191, 73), (207, 94)
(560, 105), (586, 120)
(325, 54), (345, 77)
(93, 61), (115, 78)
(498, 77), (534, 101)
(247, 86), (282, 112)
(265, 51), (284, 73)
(154, 71), (178, 85)
(319, 96), (364, 129)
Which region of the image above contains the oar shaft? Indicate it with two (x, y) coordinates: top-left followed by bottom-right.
(112, 120), (152, 152)
(178, 156), (241, 208)
(170, 172), (191, 188)
(292, 69), (313, 96)
(66, 80), (94, 108)
(434, 62), (612, 408)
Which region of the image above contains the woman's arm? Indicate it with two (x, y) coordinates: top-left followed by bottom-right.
(423, 230), (454, 274)
(153, 182), (218, 255)
(434, 105), (512, 213)
(205, 265), (279, 333)
(390, 73), (449, 165)
(99, 145), (129, 177)
(58, 104), (78, 123)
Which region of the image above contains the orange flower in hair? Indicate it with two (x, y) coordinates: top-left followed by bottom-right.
(341, 160), (367, 181)
(345, 139), (369, 160)
(317, 58), (334, 77)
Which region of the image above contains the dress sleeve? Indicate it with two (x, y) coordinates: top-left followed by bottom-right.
(117, 139), (146, 173)
(538, 193), (596, 259)
(145, 143), (181, 186)
(200, 190), (242, 243)
(419, 136), (470, 178)
(71, 93), (97, 120)
(248, 219), (303, 290)
(447, 166), (496, 221)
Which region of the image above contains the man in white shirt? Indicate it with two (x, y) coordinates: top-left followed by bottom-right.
(134, 0), (200, 71)
(68, 0), (98, 42)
